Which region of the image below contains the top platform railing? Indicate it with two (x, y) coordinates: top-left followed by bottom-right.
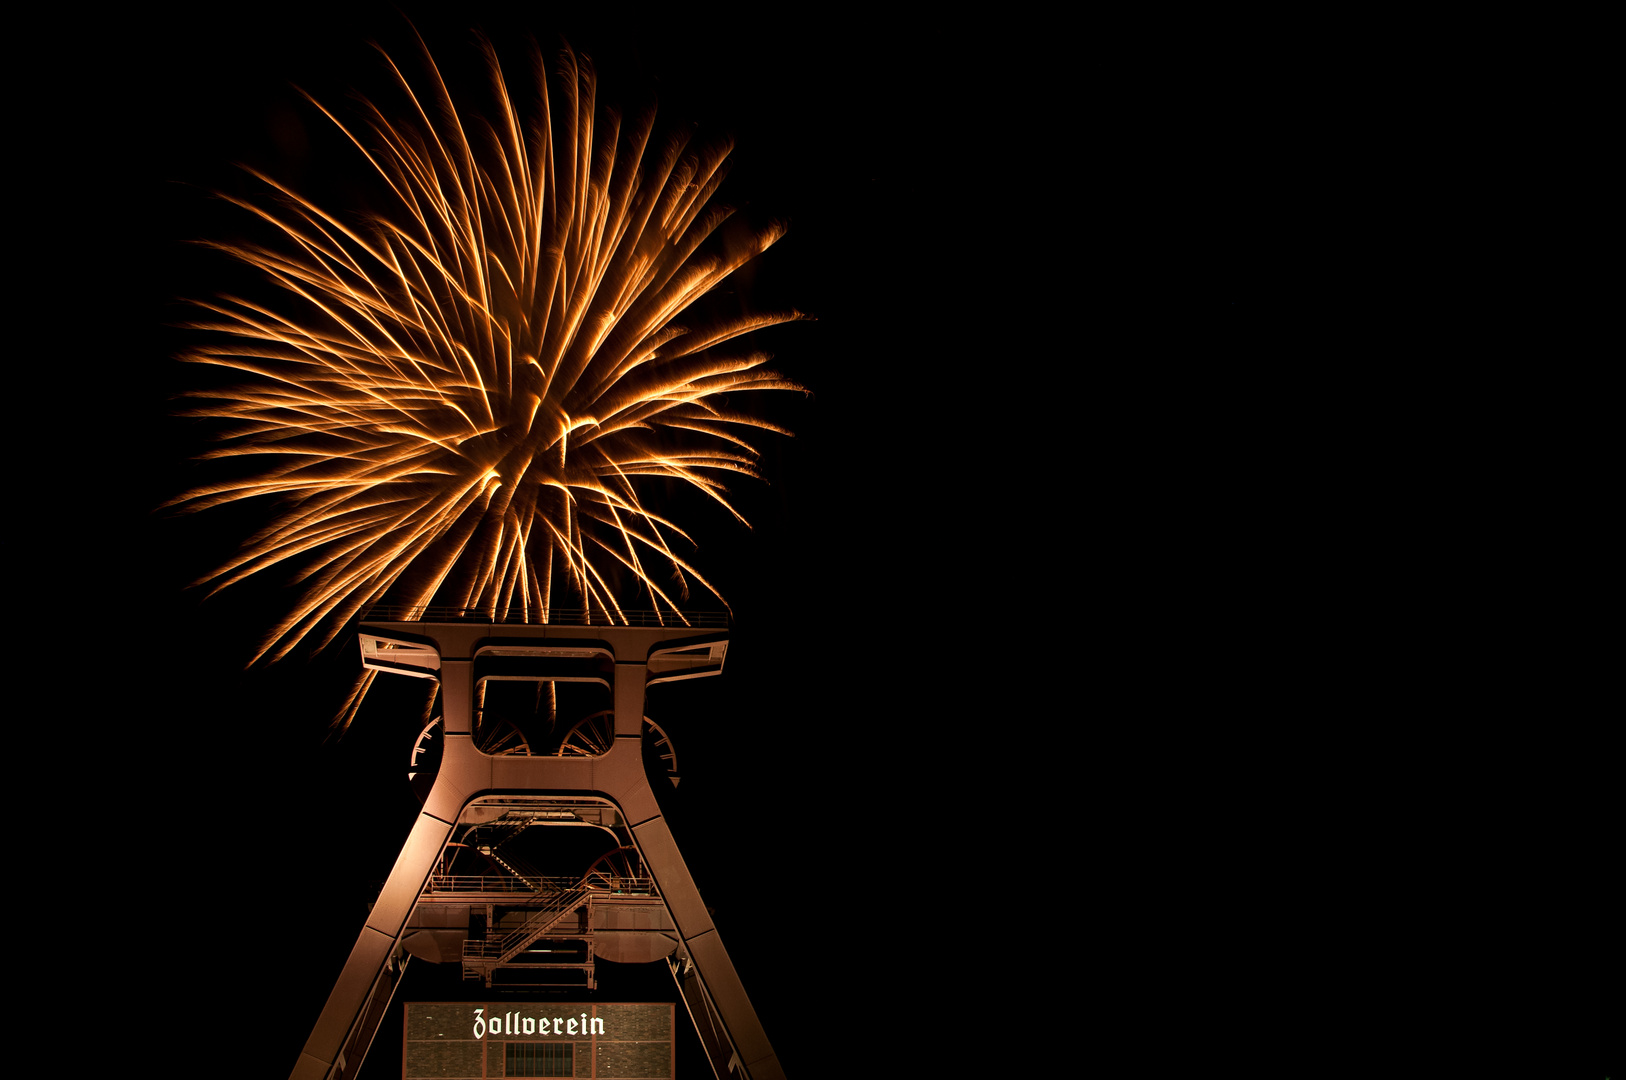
(359, 605), (729, 628)
(426, 874), (657, 896)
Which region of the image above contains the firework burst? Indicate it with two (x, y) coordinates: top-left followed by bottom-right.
(173, 33), (806, 670)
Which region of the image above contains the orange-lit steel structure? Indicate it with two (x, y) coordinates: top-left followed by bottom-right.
(289, 612), (782, 1080)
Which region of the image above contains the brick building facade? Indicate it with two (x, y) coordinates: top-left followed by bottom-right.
(402, 1002), (674, 1078)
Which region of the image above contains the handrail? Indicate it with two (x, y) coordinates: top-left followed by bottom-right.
(458, 876), (658, 965)
(428, 873), (658, 894)
(462, 885), (589, 963)
(428, 874), (563, 894)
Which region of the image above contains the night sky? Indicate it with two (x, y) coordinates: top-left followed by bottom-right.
(104, 6), (1617, 1078)
(126, 6), (958, 1078)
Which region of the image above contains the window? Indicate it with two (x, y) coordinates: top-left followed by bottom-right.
(505, 1041), (573, 1077)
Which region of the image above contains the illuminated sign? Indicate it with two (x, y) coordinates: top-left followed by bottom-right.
(473, 1008), (606, 1038)
(404, 1001), (675, 1080)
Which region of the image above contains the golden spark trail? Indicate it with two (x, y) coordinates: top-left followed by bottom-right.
(174, 34), (806, 671)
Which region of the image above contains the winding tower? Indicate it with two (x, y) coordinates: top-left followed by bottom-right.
(289, 610), (783, 1080)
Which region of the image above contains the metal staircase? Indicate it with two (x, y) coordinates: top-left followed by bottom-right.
(473, 882), (591, 965)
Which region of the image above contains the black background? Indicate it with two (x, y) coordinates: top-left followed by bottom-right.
(65, 4), (1621, 1077)
(124, 6), (963, 1078)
